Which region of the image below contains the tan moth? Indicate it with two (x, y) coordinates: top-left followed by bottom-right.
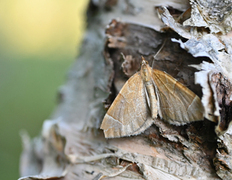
(101, 57), (204, 138)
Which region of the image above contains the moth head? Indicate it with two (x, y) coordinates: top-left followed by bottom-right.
(141, 56), (149, 66)
(141, 57), (149, 75)
(140, 57), (150, 81)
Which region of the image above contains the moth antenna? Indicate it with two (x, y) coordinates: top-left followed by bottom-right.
(152, 39), (166, 68)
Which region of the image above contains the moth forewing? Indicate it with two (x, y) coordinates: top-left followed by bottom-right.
(100, 72), (154, 138)
(151, 68), (204, 125)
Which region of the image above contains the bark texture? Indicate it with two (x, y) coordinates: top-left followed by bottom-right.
(19, 0), (232, 180)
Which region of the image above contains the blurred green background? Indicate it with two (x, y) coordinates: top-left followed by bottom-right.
(0, 0), (89, 179)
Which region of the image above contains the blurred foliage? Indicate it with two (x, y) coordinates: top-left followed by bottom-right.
(0, 0), (89, 179)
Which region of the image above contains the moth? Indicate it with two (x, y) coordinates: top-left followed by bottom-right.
(100, 57), (204, 138)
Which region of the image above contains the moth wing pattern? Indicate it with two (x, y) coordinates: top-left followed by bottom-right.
(151, 68), (204, 125)
(100, 72), (154, 138)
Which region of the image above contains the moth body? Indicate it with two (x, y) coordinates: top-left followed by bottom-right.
(141, 60), (158, 119)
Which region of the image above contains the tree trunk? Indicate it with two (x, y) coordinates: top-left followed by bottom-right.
(19, 0), (232, 180)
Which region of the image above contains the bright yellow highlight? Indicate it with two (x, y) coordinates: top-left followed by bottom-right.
(0, 0), (89, 59)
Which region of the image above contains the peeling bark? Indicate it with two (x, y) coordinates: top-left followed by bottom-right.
(19, 0), (232, 179)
